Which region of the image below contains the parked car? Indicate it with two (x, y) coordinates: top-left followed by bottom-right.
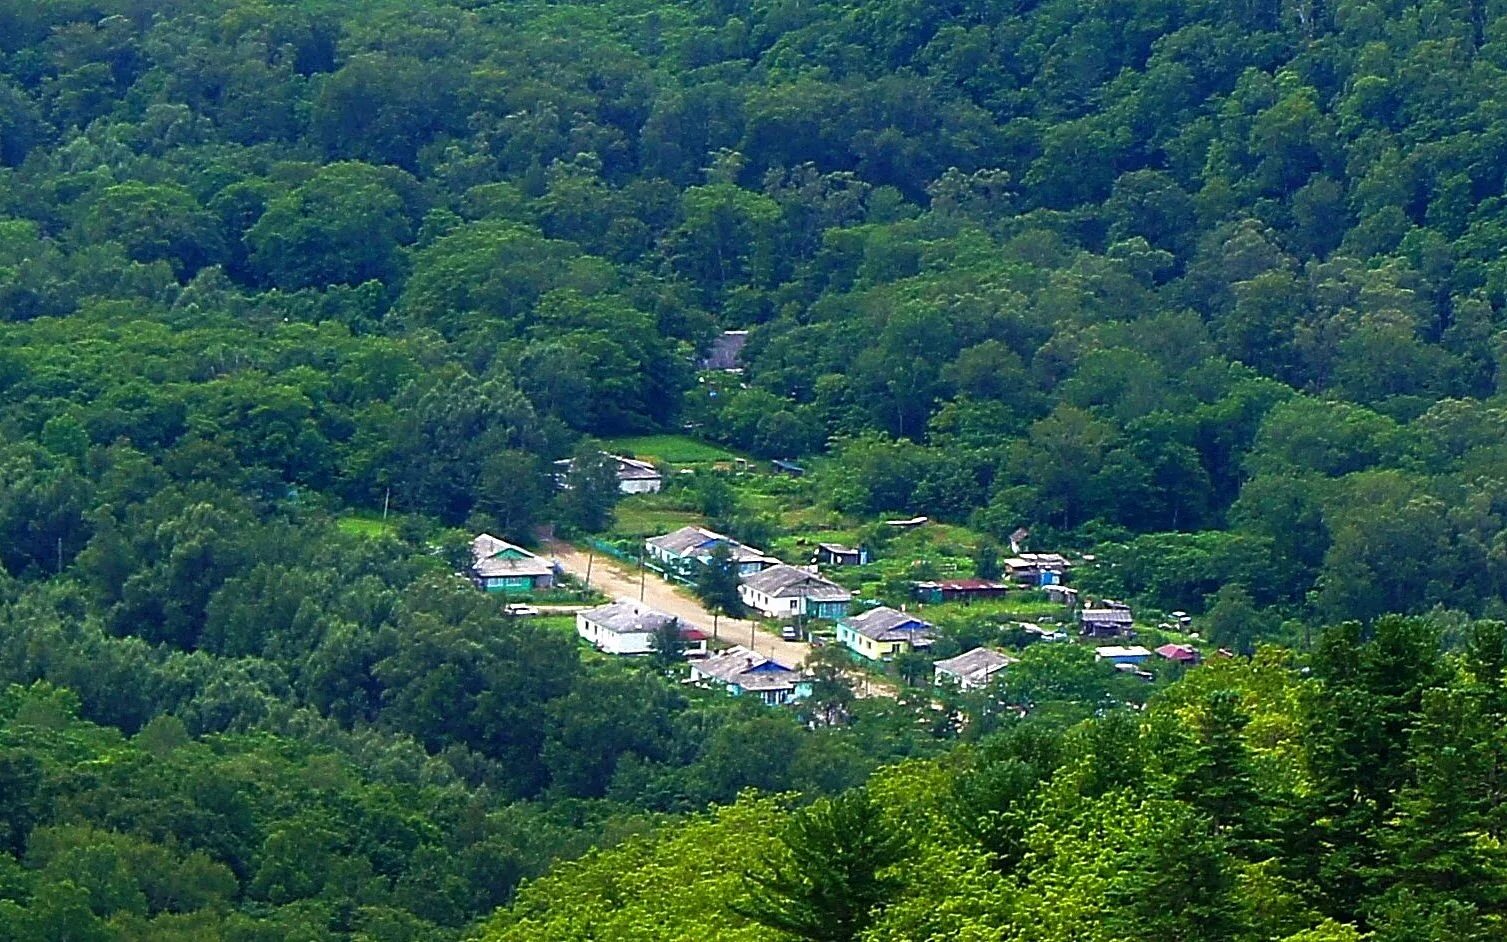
(780, 626), (800, 641)
(504, 603), (540, 617)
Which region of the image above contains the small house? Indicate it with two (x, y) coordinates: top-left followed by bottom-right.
(645, 526), (777, 577)
(689, 646), (809, 705)
(1004, 553), (1071, 586)
(836, 606), (935, 661)
(1155, 643), (1200, 666)
(1079, 604), (1134, 637)
(576, 601), (701, 656)
(608, 455), (664, 494)
(554, 453), (664, 494)
(680, 628), (710, 658)
(1020, 622), (1070, 643)
(1008, 527), (1030, 553)
(815, 543), (869, 567)
(934, 647), (1016, 689)
(914, 579), (1010, 604)
(739, 564), (852, 620)
(699, 329), (749, 372)
(771, 459), (806, 477)
(470, 534), (557, 593)
(1095, 645), (1152, 666)
(1044, 584), (1079, 607)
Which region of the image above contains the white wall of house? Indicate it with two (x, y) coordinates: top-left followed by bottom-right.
(619, 478), (662, 495)
(575, 614), (655, 656)
(739, 584), (803, 619)
(934, 665), (1003, 690)
(645, 543), (677, 567)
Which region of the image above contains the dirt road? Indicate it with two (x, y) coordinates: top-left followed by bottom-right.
(544, 540), (814, 667)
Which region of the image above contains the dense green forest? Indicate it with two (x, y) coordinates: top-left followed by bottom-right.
(1, 0), (1507, 938)
(483, 618), (1507, 942)
(2, 0), (1505, 627)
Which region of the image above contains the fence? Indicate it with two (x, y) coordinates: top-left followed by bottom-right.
(584, 539), (696, 586)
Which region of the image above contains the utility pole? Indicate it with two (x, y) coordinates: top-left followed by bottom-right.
(382, 486), (391, 521)
(713, 610), (719, 642)
(584, 549), (594, 591)
(639, 550), (647, 601)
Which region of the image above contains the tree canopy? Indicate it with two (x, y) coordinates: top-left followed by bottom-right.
(3, 0), (1507, 937)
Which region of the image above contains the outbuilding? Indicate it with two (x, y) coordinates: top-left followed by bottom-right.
(934, 647), (1016, 689)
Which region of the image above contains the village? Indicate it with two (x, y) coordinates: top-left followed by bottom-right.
(462, 438), (1223, 716)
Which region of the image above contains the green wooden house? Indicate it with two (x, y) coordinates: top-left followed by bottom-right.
(470, 534), (557, 593)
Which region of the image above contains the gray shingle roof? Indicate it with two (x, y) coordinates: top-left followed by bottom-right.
(646, 526), (710, 555)
(842, 606), (933, 642)
(579, 601), (677, 636)
(1005, 553), (1070, 571)
(1081, 607), (1134, 625)
(692, 646), (801, 691)
(741, 564), (851, 602)
(471, 534), (555, 579)
(554, 453), (662, 482)
(647, 526), (769, 563)
(934, 647), (1015, 684)
(613, 455), (661, 481)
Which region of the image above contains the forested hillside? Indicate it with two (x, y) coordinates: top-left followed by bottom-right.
(1, 0), (1506, 939)
(2, 0), (1506, 626)
(482, 618), (1507, 942)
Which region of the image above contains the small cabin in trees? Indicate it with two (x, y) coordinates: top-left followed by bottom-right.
(934, 647), (1016, 689)
(1004, 552), (1071, 586)
(815, 543), (869, 567)
(554, 453), (664, 494)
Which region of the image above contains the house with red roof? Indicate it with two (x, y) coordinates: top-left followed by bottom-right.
(1155, 643), (1200, 665)
(914, 579), (1010, 604)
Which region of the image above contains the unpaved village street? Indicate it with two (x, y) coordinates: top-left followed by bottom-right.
(543, 539), (895, 697)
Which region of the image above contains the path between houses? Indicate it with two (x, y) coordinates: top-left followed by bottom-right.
(543, 539), (896, 699)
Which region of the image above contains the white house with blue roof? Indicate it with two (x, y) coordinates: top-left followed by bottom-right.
(689, 646), (810, 705)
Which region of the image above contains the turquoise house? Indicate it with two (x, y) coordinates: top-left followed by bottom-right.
(470, 534), (557, 593)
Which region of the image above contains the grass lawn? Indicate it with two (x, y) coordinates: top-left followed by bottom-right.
(612, 501), (706, 538)
(600, 434), (744, 465)
(336, 512), (398, 539)
(770, 529), (860, 560)
(915, 596), (1070, 621)
(530, 614), (579, 635)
